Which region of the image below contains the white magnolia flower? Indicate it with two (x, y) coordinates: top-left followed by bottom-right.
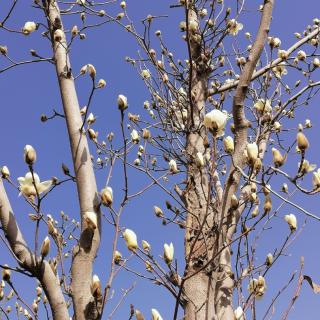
(254, 99), (272, 113)
(248, 276), (266, 299)
(163, 242), (174, 264)
(18, 172), (52, 198)
(228, 19), (243, 36)
(272, 62), (287, 78)
(299, 159), (316, 173)
(123, 229), (138, 251)
(204, 109), (228, 137)
(284, 214), (297, 231)
(22, 22), (37, 35)
(151, 308), (163, 320)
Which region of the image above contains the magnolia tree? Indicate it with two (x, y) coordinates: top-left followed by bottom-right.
(1, 0), (320, 319)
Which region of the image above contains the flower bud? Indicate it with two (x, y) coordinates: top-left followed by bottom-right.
(151, 309), (163, 320)
(91, 274), (102, 298)
(24, 145), (37, 165)
(223, 136), (234, 153)
(22, 22), (37, 35)
(123, 229), (138, 251)
(53, 29), (64, 42)
(97, 79), (106, 88)
(284, 214), (297, 231)
(266, 253), (273, 266)
(169, 159), (178, 173)
(131, 129), (140, 143)
(272, 148), (285, 168)
(117, 94), (128, 110)
(87, 64), (96, 79)
(40, 236), (50, 258)
(100, 187), (113, 207)
(142, 240), (151, 252)
(195, 152), (205, 168)
(2, 266), (10, 281)
(114, 251), (122, 264)
(246, 143), (259, 166)
(142, 128), (151, 140)
(84, 211), (97, 230)
(154, 206), (163, 217)
(297, 132), (309, 151)
(163, 242), (174, 264)
(135, 309), (145, 320)
(1, 166), (10, 179)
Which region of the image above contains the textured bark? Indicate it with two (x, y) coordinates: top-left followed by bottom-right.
(182, 7), (217, 319)
(43, 1), (102, 319)
(0, 179), (69, 320)
(183, 2), (275, 319)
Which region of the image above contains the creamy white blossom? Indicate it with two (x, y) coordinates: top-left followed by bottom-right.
(22, 22), (37, 35)
(204, 109), (228, 137)
(18, 172), (52, 198)
(228, 19), (243, 36)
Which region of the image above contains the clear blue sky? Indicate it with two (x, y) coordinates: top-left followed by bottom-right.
(1, 0), (320, 319)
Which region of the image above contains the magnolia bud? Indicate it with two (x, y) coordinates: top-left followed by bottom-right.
(297, 132), (309, 151)
(114, 251), (122, 264)
(230, 194), (238, 209)
(100, 187), (113, 207)
(142, 128), (151, 139)
(154, 206), (163, 217)
(284, 214), (297, 231)
(91, 274), (102, 298)
(87, 64), (96, 79)
(246, 143), (259, 166)
(54, 29), (64, 42)
(2, 266), (10, 281)
(97, 79), (106, 88)
(24, 145), (37, 165)
(223, 136), (234, 153)
(264, 196), (272, 213)
(117, 94), (128, 110)
(123, 229), (138, 251)
(22, 22), (37, 35)
(142, 240), (151, 252)
(135, 309), (145, 320)
(40, 236), (50, 257)
(272, 148), (285, 168)
(163, 242), (174, 264)
(1, 166), (10, 179)
(84, 211), (97, 230)
(266, 253), (273, 266)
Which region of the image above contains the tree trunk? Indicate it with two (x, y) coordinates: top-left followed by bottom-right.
(43, 1), (102, 319)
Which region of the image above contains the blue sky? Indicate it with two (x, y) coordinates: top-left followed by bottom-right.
(1, 0), (320, 319)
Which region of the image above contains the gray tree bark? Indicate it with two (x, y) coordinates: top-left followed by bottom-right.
(182, 1), (274, 319)
(43, 1), (102, 319)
